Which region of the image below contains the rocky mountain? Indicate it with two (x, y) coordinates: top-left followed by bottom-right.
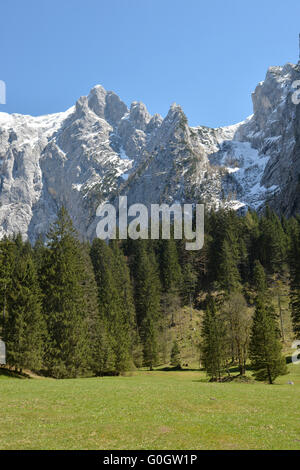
(0, 61), (300, 242)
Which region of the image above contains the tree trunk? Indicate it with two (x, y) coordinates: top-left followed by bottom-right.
(267, 365), (273, 384)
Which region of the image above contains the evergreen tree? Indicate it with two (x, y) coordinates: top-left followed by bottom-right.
(289, 227), (300, 336)
(80, 242), (115, 376)
(159, 238), (182, 293)
(90, 239), (132, 373)
(249, 299), (287, 384)
(0, 238), (16, 332)
(131, 240), (161, 369)
(33, 234), (47, 273)
(253, 259), (267, 296)
(181, 262), (197, 306)
(110, 240), (138, 364)
(41, 207), (90, 378)
(218, 238), (241, 293)
(170, 340), (181, 368)
(258, 211), (287, 273)
(4, 245), (45, 372)
(142, 315), (158, 370)
(200, 298), (226, 381)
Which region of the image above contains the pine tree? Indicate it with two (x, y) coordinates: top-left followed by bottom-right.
(218, 238), (241, 293)
(289, 219), (300, 338)
(170, 340), (181, 368)
(181, 263), (197, 308)
(207, 210), (226, 284)
(3, 245), (45, 372)
(258, 211), (287, 273)
(79, 242), (114, 376)
(249, 299), (287, 384)
(41, 207), (90, 378)
(289, 227), (300, 336)
(90, 239), (133, 373)
(131, 240), (161, 370)
(253, 259), (267, 296)
(159, 238), (182, 293)
(110, 240), (138, 365)
(200, 298), (226, 381)
(0, 238), (16, 332)
(157, 238), (183, 330)
(33, 234), (47, 273)
(142, 315), (158, 370)
(207, 210), (241, 293)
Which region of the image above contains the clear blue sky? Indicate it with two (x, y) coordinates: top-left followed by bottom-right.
(1, 0), (300, 127)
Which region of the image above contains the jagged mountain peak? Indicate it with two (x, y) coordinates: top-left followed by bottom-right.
(129, 101), (151, 131)
(0, 61), (300, 242)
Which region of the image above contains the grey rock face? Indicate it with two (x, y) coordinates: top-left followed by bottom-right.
(0, 62), (300, 242)
(129, 101), (151, 131)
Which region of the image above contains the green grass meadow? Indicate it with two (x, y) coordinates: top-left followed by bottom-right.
(1, 364), (300, 450)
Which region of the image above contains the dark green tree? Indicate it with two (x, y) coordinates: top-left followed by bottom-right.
(41, 207), (90, 378)
(200, 298), (226, 380)
(90, 239), (132, 373)
(253, 259), (267, 296)
(218, 238), (241, 293)
(0, 238), (16, 332)
(131, 241), (161, 369)
(110, 240), (138, 364)
(249, 299), (287, 384)
(181, 262), (197, 306)
(159, 238), (182, 293)
(258, 211), (287, 273)
(170, 340), (181, 368)
(80, 242), (115, 376)
(4, 246), (45, 372)
(289, 226), (300, 336)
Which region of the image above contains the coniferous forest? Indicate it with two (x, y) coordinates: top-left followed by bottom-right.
(0, 206), (299, 384)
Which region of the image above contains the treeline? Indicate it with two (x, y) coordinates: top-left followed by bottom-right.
(0, 206), (299, 381)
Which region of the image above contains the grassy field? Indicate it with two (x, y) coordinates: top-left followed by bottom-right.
(1, 364), (300, 450)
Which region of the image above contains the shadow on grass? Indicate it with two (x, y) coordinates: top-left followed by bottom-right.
(191, 375), (255, 384)
(0, 367), (28, 379)
(286, 355), (293, 365)
(156, 366), (202, 372)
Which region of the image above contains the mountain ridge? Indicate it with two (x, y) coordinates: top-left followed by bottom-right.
(0, 61), (299, 242)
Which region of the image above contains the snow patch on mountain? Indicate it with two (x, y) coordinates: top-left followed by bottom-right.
(0, 61), (299, 241)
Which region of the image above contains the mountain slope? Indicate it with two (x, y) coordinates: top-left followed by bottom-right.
(0, 62), (299, 241)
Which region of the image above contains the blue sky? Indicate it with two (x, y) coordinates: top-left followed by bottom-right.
(1, 0), (300, 127)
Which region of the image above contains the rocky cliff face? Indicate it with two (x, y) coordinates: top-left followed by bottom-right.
(0, 62), (300, 242)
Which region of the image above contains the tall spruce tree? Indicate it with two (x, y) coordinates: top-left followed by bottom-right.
(0, 238), (16, 332)
(200, 298), (226, 381)
(80, 242), (116, 376)
(218, 238), (241, 293)
(90, 238), (132, 373)
(258, 211), (287, 273)
(181, 262), (197, 307)
(131, 240), (161, 370)
(3, 244), (45, 372)
(249, 299), (287, 384)
(158, 238), (183, 330)
(289, 227), (300, 336)
(253, 259), (267, 296)
(170, 340), (181, 369)
(41, 207), (90, 378)
(159, 238), (182, 293)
